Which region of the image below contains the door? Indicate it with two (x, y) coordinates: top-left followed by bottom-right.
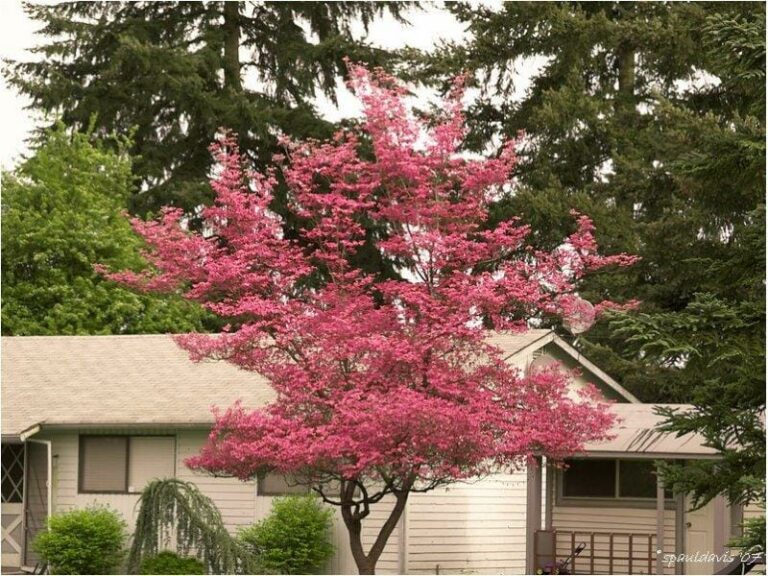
(1, 443), (25, 568)
(23, 440), (50, 568)
(686, 496), (716, 575)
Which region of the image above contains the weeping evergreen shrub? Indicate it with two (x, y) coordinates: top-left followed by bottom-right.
(127, 478), (255, 574)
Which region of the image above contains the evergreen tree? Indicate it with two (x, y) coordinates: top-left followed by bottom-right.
(5, 1), (404, 216)
(1, 123), (207, 335)
(609, 11), (765, 510)
(412, 2), (765, 402)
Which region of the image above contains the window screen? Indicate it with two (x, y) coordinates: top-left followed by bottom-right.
(259, 473), (309, 496)
(128, 436), (175, 493)
(1, 443), (25, 503)
(79, 436), (128, 493)
(562, 459), (615, 497)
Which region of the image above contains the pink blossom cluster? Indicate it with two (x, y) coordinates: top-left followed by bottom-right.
(105, 64), (636, 489)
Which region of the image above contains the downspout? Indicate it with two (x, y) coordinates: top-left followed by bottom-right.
(19, 424), (41, 441)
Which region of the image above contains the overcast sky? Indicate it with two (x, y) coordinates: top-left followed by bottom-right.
(0, 2), (513, 170)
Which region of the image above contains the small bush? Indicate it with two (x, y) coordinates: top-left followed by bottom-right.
(139, 551), (205, 575)
(238, 495), (334, 575)
(33, 506), (127, 574)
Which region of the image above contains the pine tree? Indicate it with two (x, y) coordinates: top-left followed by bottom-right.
(608, 11), (765, 510)
(5, 1), (405, 217)
(1, 123), (208, 335)
(412, 2), (765, 402)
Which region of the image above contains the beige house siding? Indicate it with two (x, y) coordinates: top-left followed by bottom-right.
(743, 501), (765, 522)
(175, 431), (258, 532)
(41, 430), (259, 531)
(405, 471), (529, 575)
(37, 429), (359, 574)
(530, 346), (605, 397)
(38, 428), (532, 574)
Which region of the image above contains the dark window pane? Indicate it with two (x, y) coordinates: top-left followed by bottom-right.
(259, 473), (309, 496)
(562, 459), (615, 497)
(619, 460), (658, 498)
(80, 437), (128, 492)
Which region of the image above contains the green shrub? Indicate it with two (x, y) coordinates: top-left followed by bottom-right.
(33, 506), (127, 574)
(139, 551), (205, 575)
(238, 495), (334, 574)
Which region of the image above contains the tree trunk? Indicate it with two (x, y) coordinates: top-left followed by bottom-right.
(614, 40), (637, 211)
(222, 1), (242, 91)
(342, 492), (410, 575)
(615, 42), (635, 117)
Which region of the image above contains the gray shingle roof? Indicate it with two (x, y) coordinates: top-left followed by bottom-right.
(1, 335), (275, 436)
(2, 329), (640, 439)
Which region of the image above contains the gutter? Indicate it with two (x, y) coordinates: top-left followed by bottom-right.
(19, 423), (41, 441)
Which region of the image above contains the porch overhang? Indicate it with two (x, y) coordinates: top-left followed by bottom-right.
(572, 450), (721, 460)
(581, 403), (721, 459)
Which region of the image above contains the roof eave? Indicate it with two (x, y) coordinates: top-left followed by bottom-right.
(12, 422), (217, 436)
(573, 450), (721, 460)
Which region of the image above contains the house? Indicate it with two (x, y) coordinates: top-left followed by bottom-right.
(0, 331), (758, 574)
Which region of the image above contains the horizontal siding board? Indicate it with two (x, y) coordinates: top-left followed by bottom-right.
(405, 470), (528, 575)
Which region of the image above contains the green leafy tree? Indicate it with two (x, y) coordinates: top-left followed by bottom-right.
(238, 496), (334, 575)
(411, 1), (764, 403)
(5, 1), (405, 216)
(1, 123), (207, 335)
(33, 506), (127, 575)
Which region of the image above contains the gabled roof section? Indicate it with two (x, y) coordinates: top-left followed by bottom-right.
(1, 335), (275, 437)
(2, 330), (637, 437)
(487, 329), (639, 403)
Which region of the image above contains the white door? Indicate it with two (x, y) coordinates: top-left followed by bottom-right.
(1, 443), (25, 569)
(686, 496), (716, 575)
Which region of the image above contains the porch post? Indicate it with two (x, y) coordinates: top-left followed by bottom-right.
(544, 460), (554, 530)
(656, 463), (665, 575)
(675, 490), (686, 575)
(526, 457), (543, 574)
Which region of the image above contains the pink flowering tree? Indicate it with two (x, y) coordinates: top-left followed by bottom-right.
(105, 65), (636, 574)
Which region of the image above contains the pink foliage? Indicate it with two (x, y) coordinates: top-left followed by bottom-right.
(104, 65), (636, 491)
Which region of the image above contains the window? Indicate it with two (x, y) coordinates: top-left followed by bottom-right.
(79, 436), (175, 494)
(619, 459), (658, 498)
(562, 459), (616, 498)
(258, 473), (309, 496)
(560, 459), (672, 504)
